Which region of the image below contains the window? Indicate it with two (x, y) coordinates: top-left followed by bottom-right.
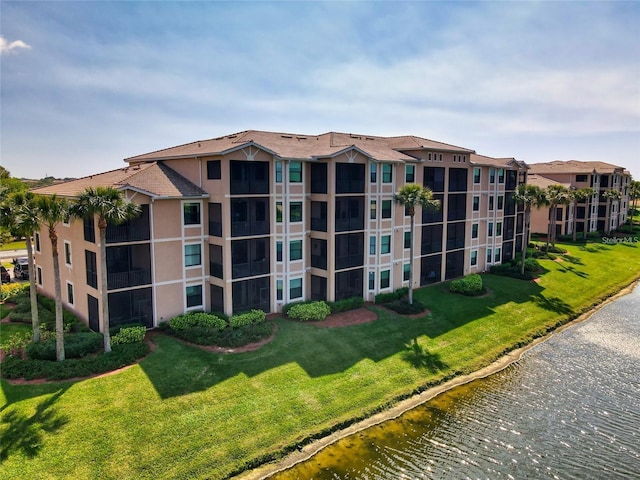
(380, 270), (390, 289)
(487, 249), (492, 263)
(290, 240), (302, 261)
(210, 244), (223, 278)
(489, 196), (494, 210)
(311, 201), (327, 231)
(207, 160), (221, 180)
(489, 168), (496, 184)
(209, 203), (223, 237)
(290, 202), (303, 223)
(405, 165), (415, 183)
(448, 168), (467, 192)
(496, 222), (502, 236)
(64, 241), (72, 266)
(473, 196), (480, 212)
(311, 238), (327, 269)
(335, 233), (364, 270)
(381, 200), (392, 219)
(186, 285), (203, 308)
(276, 280), (283, 300)
(335, 197), (365, 231)
(35, 231), (41, 252)
(471, 250), (478, 266)
(368, 271), (375, 290)
(370, 200), (378, 220)
(37, 266), (43, 286)
(231, 198), (269, 237)
(446, 222), (465, 250)
(370, 163), (377, 183)
(382, 164), (392, 183)
(311, 163), (327, 193)
(494, 248), (501, 262)
(67, 282), (74, 306)
(498, 195), (504, 210)
(404, 231), (411, 249)
(473, 168), (481, 184)
(472, 223), (479, 239)
(85, 250), (98, 288)
(185, 244), (202, 267)
(232, 277), (270, 313)
(275, 161), (283, 183)
(381, 235), (391, 254)
(183, 202), (201, 225)
(421, 224), (443, 255)
(290, 278), (303, 299)
(276, 202), (283, 223)
(369, 236), (376, 255)
(576, 174), (588, 182)
(498, 169), (504, 183)
(488, 222), (494, 237)
(403, 263), (410, 281)
(336, 163), (365, 193)
(447, 194), (466, 221)
(230, 160), (269, 194)
(83, 218), (95, 243)
(276, 241), (283, 262)
(289, 161), (302, 183)
(424, 167), (445, 192)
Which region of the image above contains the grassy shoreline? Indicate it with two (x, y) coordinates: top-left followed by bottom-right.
(2, 241), (639, 479)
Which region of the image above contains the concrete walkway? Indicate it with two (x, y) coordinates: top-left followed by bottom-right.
(0, 249), (28, 261)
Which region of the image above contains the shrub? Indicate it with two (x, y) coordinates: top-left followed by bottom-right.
(112, 326), (146, 345)
(26, 332), (104, 361)
(287, 301), (331, 322)
(375, 287), (409, 304)
(171, 322), (273, 348)
(170, 312), (227, 331)
(327, 296), (364, 313)
(229, 309), (265, 328)
(0, 331), (32, 356)
(385, 299), (425, 314)
(281, 300), (315, 317)
(450, 274), (484, 296)
(1, 282), (29, 302)
(1, 342), (149, 381)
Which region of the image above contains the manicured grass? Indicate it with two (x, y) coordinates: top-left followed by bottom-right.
(0, 240), (26, 251)
(1, 241), (639, 479)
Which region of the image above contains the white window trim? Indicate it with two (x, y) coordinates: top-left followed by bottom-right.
(64, 240), (72, 267)
(185, 283), (204, 311)
(66, 281), (75, 307)
(184, 242), (202, 268)
(289, 277), (303, 301)
(182, 200), (202, 226)
(37, 266), (43, 286)
(35, 232), (41, 253)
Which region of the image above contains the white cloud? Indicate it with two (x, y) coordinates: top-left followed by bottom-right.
(0, 35), (31, 54)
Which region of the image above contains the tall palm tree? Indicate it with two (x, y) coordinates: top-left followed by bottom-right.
(628, 180), (640, 233)
(71, 187), (141, 353)
(545, 184), (569, 249)
(394, 184), (440, 305)
(36, 194), (71, 361)
(0, 192), (41, 341)
(603, 189), (622, 234)
(514, 184), (546, 275)
(568, 187), (594, 242)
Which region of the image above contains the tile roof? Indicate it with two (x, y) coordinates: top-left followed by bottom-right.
(469, 153), (525, 168)
(529, 160), (627, 175)
(125, 129), (475, 163)
(526, 173), (570, 189)
(32, 162), (207, 199)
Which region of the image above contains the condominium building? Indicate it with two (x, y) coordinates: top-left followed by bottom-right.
(32, 130), (527, 332)
(528, 161), (631, 236)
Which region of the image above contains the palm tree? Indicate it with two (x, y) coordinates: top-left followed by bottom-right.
(545, 184), (569, 249)
(71, 187), (141, 353)
(628, 180), (640, 233)
(394, 184), (440, 305)
(0, 192), (42, 341)
(36, 194), (71, 361)
(567, 187), (594, 242)
(514, 184), (546, 275)
(603, 189), (622, 234)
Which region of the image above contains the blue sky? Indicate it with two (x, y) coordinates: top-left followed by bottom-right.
(1, 1), (639, 179)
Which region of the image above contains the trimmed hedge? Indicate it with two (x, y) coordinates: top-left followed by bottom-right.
(170, 322), (274, 348)
(112, 326), (146, 345)
(287, 301), (331, 322)
(374, 287), (409, 304)
(229, 309), (265, 328)
(450, 274), (484, 296)
(1, 342), (150, 381)
(25, 332), (104, 361)
(170, 312), (227, 331)
(385, 299), (426, 315)
(327, 297), (364, 313)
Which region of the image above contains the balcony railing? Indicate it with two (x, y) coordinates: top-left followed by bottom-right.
(107, 269), (152, 290)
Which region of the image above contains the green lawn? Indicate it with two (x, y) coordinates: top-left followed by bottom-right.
(1, 241), (639, 480)
(0, 240), (26, 251)
(0, 321), (30, 344)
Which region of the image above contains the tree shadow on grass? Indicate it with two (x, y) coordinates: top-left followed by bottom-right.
(579, 244), (611, 253)
(0, 387), (69, 462)
(401, 338), (448, 373)
(556, 264), (589, 278)
(530, 294), (574, 316)
(561, 254), (584, 265)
